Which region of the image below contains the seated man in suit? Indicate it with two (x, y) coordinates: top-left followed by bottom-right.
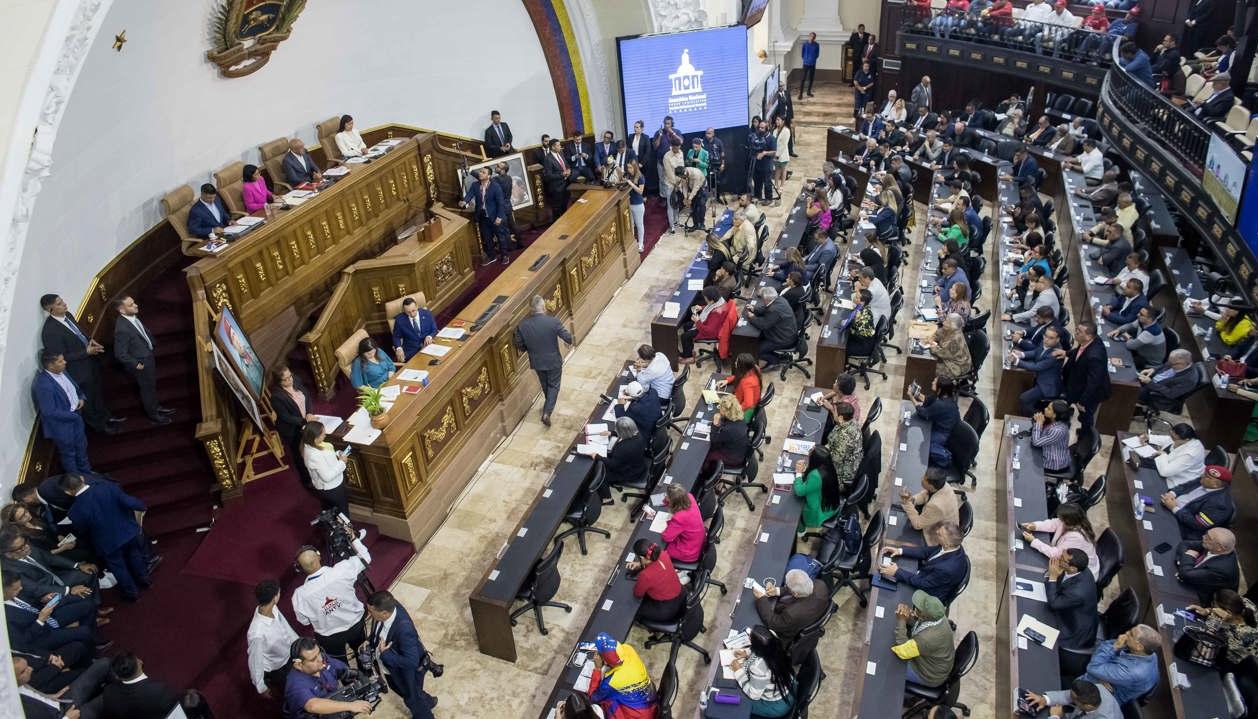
(752, 569), (829, 642)
(1012, 306), (1065, 351)
(1025, 679), (1122, 719)
(13, 653), (111, 718)
(1013, 325), (1065, 415)
(1160, 465), (1236, 542)
(60, 473), (152, 602)
(1047, 549), (1099, 676)
(1136, 348), (1197, 411)
(879, 521), (968, 605)
(567, 131), (597, 184)
(32, 351), (92, 475)
(1194, 74), (1235, 123)
(101, 653), (178, 719)
(186, 184), (231, 239)
(364, 590), (438, 718)
(1, 529), (104, 630)
(1000, 148), (1040, 188)
(282, 138), (322, 186)
(483, 110), (513, 157)
(4, 575), (105, 654)
(1100, 278), (1148, 327)
(1174, 527), (1240, 603)
(391, 297), (438, 363)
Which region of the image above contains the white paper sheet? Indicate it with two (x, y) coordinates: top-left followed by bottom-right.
(772, 473), (796, 486)
(347, 407), (371, 427)
(782, 438), (815, 455)
(420, 343), (451, 357)
(1016, 614), (1060, 650)
(396, 369), (429, 383)
(436, 327), (467, 340)
(343, 424), (382, 446)
(585, 423), (609, 435)
(662, 302), (681, 319)
(687, 279), (705, 290)
(1012, 577), (1047, 602)
(648, 511), (672, 533)
(310, 414), (343, 433)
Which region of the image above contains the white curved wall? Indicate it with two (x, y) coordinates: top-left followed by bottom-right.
(0, 0), (566, 495)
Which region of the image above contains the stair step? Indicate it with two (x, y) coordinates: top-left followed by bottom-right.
(131, 478), (215, 511)
(143, 500), (214, 538)
(99, 450), (210, 489)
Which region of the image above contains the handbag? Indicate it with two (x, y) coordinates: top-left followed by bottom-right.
(1216, 356), (1248, 380)
(1174, 624), (1226, 667)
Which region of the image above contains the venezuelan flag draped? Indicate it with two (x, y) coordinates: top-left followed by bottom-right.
(590, 640), (658, 719)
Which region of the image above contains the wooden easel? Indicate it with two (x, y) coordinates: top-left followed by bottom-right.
(235, 420), (286, 485)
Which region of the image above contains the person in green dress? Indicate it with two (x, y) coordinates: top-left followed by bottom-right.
(792, 445), (843, 534)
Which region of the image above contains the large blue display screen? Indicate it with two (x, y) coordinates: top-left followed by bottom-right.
(1239, 160), (1258, 260)
(618, 27), (749, 135)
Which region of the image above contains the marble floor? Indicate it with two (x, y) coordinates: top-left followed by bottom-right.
(367, 80), (1124, 718)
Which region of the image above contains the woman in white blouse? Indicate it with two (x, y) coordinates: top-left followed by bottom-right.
(887, 98), (908, 124)
(301, 421), (350, 516)
(732, 625), (793, 717)
(1152, 423), (1206, 490)
(773, 116), (792, 194)
(334, 115), (367, 159)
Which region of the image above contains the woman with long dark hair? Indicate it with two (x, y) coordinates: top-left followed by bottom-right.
(718, 353), (763, 420)
(628, 538), (685, 622)
(732, 625), (794, 716)
(334, 114), (367, 158)
(554, 692), (605, 718)
(1020, 501), (1100, 576)
(271, 364), (315, 489)
(792, 446), (842, 533)
(300, 421), (350, 516)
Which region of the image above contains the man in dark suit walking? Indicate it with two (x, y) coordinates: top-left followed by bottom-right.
(461, 167), (511, 265)
(281, 138), (322, 186)
(112, 296), (172, 426)
(483, 110), (513, 157)
(1054, 322), (1110, 430)
(101, 652), (178, 719)
(365, 591), (437, 718)
(41, 294), (119, 435)
(541, 139), (573, 220)
(61, 473), (151, 602)
(32, 351), (93, 474)
(513, 295), (573, 427)
(1047, 549), (1099, 678)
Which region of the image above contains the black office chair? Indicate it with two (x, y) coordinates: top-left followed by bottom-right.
(943, 553), (971, 610)
(1163, 326), (1181, 354)
(958, 496), (974, 539)
(1146, 268), (1168, 299)
(961, 397), (989, 442)
(673, 511), (729, 596)
(1205, 444), (1229, 467)
(963, 309), (990, 334)
(1078, 473), (1108, 512)
(1095, 528), (1124, 591)
(848, 431), (881, 519)
(509, 540), (571, 635)
(902, 631), (978, 718)
(844, 316), (890, 389)
(787, 601), (837, 666)
(861, 397), (883, 441)
(555, 462), (611, 555)
(666, 364), (691, 435)
(1072, 97), (1094, 117)
(1101, 587), (1141, 640)
(790, 649), (826, 718)
(639, 586), (711, 665)
(769, 315), (816, 381)
(719, 453), (765, 512)
(825, 509), (884, 608)
(946, 420), (981, 487)
(750, 382), (777, 439)
(656, 661), (679, 719)
(881, 287), (906, 356)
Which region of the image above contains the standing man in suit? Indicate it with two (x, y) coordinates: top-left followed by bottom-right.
(365, 590), (438, 719)
(541, 139), (573, 219)
(1182, 0), (1215, 53)
(41, 294), (118, 435)
(514, 295), (573, 427)
(879, 521), (969, 604)
(32, 351), (92, 474)
(1046, 549), (1099, 663)
(910, 75), (933, 112)
(101, 653), (178, 719)
(493, 161), (521, 244)
(1174, 527), (1239, 603)
(799, 32), (820, 99)
(593, 130), (617, 177)
(1054, 322), (1110, 430)
(848, 24), (870, 69)
(282, 138), (322, 186)
(461, 167), (511, 265)
(113, 296), (171, 426)
(186, 184), (233, 239)
(60, 473), (151, 603)
(1013, 325), (1065, 415)
(391, 297), (438, 362)
(483, 110), (513, 157)
(652, 116), (683, 200)
(626, 120), (652, 193)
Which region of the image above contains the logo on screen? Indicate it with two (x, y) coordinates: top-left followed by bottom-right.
(668, 49), (707, 114)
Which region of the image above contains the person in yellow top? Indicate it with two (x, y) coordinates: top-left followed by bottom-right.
(1216, 306), (1254, 346)
(1115, 192), (1138, 242)
(891, 590), (955, 687)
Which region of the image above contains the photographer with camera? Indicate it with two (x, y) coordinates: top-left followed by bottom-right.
(284, 637), (375, 718)
(701, 128), (726, 203)
(363, 591), (440, 719)
(292, 527), (372, 667)
(674, 160), (707, 234)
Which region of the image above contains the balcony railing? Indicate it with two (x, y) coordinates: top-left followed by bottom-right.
(900, 7), (1114, 67)
(1104, 43), (1211, 177)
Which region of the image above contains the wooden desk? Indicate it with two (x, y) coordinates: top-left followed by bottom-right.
(850, 400), (931, 717)
(829, 157), (872, 211)
(959, 147), (1002, 200)
(901, 173), (957, 396)
(1229, 449), (1258, 584)
(1130, 172), (1178, 247)
(702, 389), (828, 719)
(826, 126), (864, 161)
(468, 363), (634, 662)
(539, 380), (718, 717)
(995, 417), (1064, 713)
(1104, 435), (1231, 719)
(1152, 247), (1251, 450)
(815, 228), (869, 389)
(323, 189), (637, 545)
(993, 178), (1040, 418)
(905, 157), (936, 205)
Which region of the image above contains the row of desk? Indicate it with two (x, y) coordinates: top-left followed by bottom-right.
(901, 171), (964, 396)
(701, 389), (829, 718)
(993, 176), (1044, 418)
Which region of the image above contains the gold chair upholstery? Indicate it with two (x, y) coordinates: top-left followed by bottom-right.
(259, 138), (294, 194)
(161, 185), (200, 255)
(335, 328), (370, 379)
(213, 161), (248, 215)
(316, 116), (342, 163)
(383, 292), (428, 333)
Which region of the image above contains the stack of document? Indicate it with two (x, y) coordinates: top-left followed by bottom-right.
(396, 368), (429, 384)
(420, 343), (451, 358)
(311, 414), (343, 433)
(648, 510), (673, 533)
(221, 225), (249, 237)
(578, 423), (611, 457)
(343, 424), (382, 446)
(782, 438), (815, 455)
(661, 302), (681, 320)
(238, 216), (264, 227)
(324, 166), (350, 177)
(436, 327), (467, 340)
(687, 278), (705, 290)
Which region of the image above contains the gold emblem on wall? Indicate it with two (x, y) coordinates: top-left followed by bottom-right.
(211, 282), (232, 311)
(460, 367), (491, 415)
(204, 436), (236, 491)
(344, 456), (364, 490)
(422, 406), (457, 461)
(401, 453), (419, 490)
(434, 254), (456, 285)
(206, 1), (307, 78)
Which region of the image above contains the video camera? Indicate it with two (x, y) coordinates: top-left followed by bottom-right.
(311, 509), (359, 565)
(328, 671), (385, 716)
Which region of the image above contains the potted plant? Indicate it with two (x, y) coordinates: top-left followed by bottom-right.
(358, 385), (389, 428)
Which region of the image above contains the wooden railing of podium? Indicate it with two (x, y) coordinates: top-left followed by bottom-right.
(298, 205), (478, 399)
(335, 187), (638, 545)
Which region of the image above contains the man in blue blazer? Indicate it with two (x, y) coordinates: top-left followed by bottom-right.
(391, 297), (439, 363)
(365, 591), (436, 719)
(1014, 325), (1065, 415)
(1003, 148), (1040, 188)
(879, 521), (969, 606)
(31, 351), (91, 474)
(461, 167), (511, 264)
(186, 183), (232, 239)
(60, 473), (150, 601)
(4, 574), (100, 653)
(1101, 278), (1148, 327)
(282, 138), (322, 186)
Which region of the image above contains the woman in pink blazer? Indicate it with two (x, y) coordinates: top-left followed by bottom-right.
(1019, 502), (1100, 577)
(241, 164), (274, 213)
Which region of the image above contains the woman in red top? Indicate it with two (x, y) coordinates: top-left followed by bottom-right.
(679, 286), (728, 363)
(629, 538), (685, 622)
(718, 353), (762, 420)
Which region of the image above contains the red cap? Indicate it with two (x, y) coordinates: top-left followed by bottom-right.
(1092, 3), (1106, 13)
(1055, 0), (1068, 7)
(1205, 465), (1233, 482)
